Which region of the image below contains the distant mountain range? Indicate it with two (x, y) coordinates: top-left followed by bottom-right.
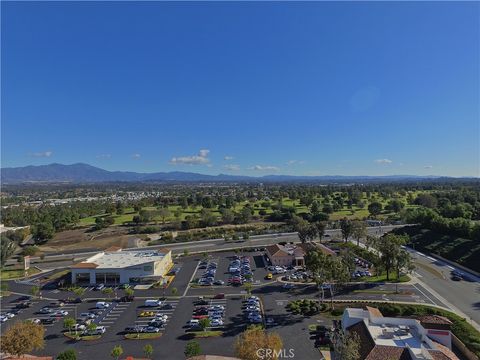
(0, 163), (470, 184)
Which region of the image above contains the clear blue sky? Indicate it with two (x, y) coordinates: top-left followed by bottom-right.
(2, 1), (479, 176)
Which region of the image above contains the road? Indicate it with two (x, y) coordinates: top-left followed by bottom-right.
(407, 248), (480, 326)
(347, 236), (480, 328)
(22, 225), (406, 265)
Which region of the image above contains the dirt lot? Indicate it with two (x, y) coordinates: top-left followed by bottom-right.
(38, 226), (144, 252)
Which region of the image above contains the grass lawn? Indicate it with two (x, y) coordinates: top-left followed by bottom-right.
(0, 267), (40, 280)
(75, 192), (422, 229)
(124, 332), (162, 340)
(189, 330), (223, 338)
(360, 273), (410, 283)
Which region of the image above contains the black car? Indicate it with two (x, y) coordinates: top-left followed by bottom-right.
(40, 318), (56, 325)
(16, 301), (31, 309)
(162, 303), (173, 309)
(195, 300), (209, 306)
(119, 295), (135, 302)
(125, 326), (144, 333)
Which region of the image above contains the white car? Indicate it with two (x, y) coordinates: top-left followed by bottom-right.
(210, 319), (224, 326)
(188, 319), (199, 327)
(96, 302), (110, 309)
(80, 312), (96, 319)
(4, 313), (15, 319)
(0, 316), (7, 323)
(209, 305), (225, 311)
(52, 310), (68, 316)
(87, 325), (106, 335)
(154, 313), (168, 321)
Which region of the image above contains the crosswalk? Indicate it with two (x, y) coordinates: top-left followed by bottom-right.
(134, 299), (179, 330)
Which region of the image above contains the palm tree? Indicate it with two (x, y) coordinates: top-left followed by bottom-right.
(63, 317), (76, 335)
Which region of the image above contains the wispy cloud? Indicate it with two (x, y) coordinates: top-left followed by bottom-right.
(131, 153), (141, 159)
(249, 165), (280, 171)
(424, 165), (433, 169)
(170, 149), (211, 165)
(286, 160), (305, 166)
(96, 154), (111, 159)
(224, 164), (240, 171)
(29, 151), (53, 158)
(374, 159), (392, 164)
(224, 156), (234, 161)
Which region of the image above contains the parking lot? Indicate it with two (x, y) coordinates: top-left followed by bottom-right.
(0, 247), (452, 359)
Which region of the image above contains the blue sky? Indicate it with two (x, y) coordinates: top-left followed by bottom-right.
(2, 1), (479, 176)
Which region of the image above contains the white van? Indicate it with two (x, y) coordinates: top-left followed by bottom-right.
(144, 299), (162, 307)
(96, 302), (110, 309)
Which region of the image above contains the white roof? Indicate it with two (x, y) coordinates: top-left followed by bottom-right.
(82, 250), (167, 269)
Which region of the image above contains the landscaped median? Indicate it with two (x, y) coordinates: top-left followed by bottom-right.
(63, 332), (101, 341)
(186, 330), (223, 338)
(124, 332), (162, 340)
(0, 267), (40, 280)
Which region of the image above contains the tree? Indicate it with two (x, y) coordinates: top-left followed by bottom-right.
(351, 220), (367, 246)
(34, 222), (55, 241)
(314, 221), (326, 242)
(183, 249), (189, 257)
(72, 287), (86, 297)
(1, 321), (45, 357)
(57, 348), (77, 360)
(63, 317), (76, 334)
(110, 345), (123, 360)
(396, 249), (415, 281)
(125, 287), (134, 298)
(87, 322), (97, 334)
(143, 344), (154, 359)
(184, 340), (201, 357)
(220, 208), (235, 224)
(368, 202), (383, 218)
(372, 234), (409, 281)
(386, 199), (405, 213)
(102, 287), (114, 299)
(0, 234), (17, 267)
(171, 287), (178, 296)
(157, 207), (171, 224)
(340, 218), (353, 242)
(333, 331), (360, 360)
(243, 282), (253, 295)
(30, 285), (40, 297)
(198, 317), (211, 331)
(234, 325), (283, 360)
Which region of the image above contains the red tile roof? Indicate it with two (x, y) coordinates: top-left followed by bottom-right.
(365, 345), (411, 360)
(71, 262), (98, 269)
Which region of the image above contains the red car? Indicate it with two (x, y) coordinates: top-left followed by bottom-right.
(192, 315), (209, 319)
(213, 293), (225, 299)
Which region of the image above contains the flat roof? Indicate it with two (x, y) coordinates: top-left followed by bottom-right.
(366, 321), (433, 356)
(72, 250), (168, 269)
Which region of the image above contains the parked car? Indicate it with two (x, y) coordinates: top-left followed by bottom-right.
(96, 302), (110, 309)
(265, 273), (273, 280)
(139, 311), (156, 317)
(144, 326), (161, 333)
(213, 293), (225, 299)
(213, 280), (225, 286)
(41, 318), (56, 325)
(94, 284), (105, 291)
(16, 301), (31, 309)
(125, 326), (144, 333)
(144, 299), (162, 307)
